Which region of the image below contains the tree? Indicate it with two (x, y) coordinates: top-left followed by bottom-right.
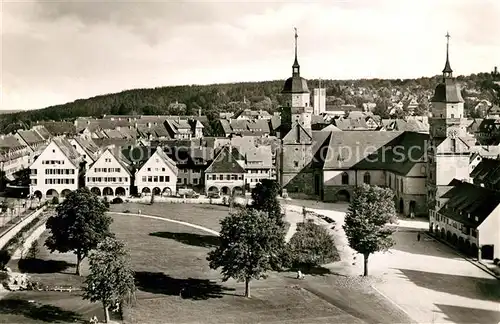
(45, 187), (112, 275)
(250, 180), (287, 269)
(27, 241), (40, 259)
(288, 220), (339, 268)
(0, 250), (11, 270)
(83, 237), (135, 323)
(207, 208), (279, 297)
(343, 184), (396, 276)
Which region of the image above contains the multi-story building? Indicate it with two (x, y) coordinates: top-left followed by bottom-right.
(0, 135), (31, 181)
(429, 181), (500, 260)
(29, 137), (82, 199)
(244, 146), (273, 189)
(135, 146), (178, 196)
(15, 126), (52, 161)
(205, 146), (245, 196)
(85, 147), (132, 197)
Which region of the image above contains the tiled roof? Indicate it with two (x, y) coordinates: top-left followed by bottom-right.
(321, 124), (342, 132)
(245, 146), (272, 169)
(53, 137), (81, 167)
(17, 129), (45, 145)
(205, 146), (245, 173)
(322, 131), (403, 170)
(438, 181), (500, 228)
(470, 158), (500, 187)
(38, 121), (76, 136)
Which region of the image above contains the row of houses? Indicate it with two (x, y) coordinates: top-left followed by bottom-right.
(27, 132), (277, 200)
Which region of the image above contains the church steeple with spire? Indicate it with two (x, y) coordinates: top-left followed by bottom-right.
(292, 27), (300, 77)
(442, 32), (453, 79)
(427, 32), (470, 211)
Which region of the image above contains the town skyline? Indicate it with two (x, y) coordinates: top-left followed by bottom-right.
(2, 0), (499, 111)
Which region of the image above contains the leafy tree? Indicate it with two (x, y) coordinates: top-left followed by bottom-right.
(45, 187), (112, 275)
(288, 220), (339, 268)
(251, 179), (282, 225)
(251, 180), (287, 269)
(207, 208), (279, 297)
(343, 184), (396, 276)
(84, 237), (135, 323)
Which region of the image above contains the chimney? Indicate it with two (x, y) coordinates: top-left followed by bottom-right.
(198, 108), (202, 117)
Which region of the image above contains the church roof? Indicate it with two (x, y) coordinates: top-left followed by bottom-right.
(431, 78), (464, 103)
(282, 76), (310, 94)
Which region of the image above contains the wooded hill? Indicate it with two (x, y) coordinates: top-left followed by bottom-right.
(0, 72), (498, 133)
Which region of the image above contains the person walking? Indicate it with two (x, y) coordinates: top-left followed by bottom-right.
(417, 232), (421, 241)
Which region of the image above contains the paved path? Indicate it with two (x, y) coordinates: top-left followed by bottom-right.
(284, 199), (500, 324)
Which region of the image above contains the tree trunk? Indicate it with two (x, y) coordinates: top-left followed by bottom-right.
(103, 304), (110, 323)
(75, 254), (81, 276)
(244, 278), (250, 298)
(363, 253), (369, 276)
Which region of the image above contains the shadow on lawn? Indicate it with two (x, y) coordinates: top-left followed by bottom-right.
(18, 259), (73, 274)
(135, 271), (234, 300)
(0, 299), (84, 323)
(287, 265), (333, 276)
(149, 231), (219, 248)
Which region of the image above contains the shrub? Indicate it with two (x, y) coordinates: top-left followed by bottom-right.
(27, 240), (40, 259)
(111, 197), (123, 204)
(51, 196), (59, 205)
(0, 250), (11, 270)
(288, 220), (339, 268)
(222, 197), (228, 206)
(494, 258), (500, 265)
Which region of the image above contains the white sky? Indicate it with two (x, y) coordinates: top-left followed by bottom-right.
(1, 0), (499, 111)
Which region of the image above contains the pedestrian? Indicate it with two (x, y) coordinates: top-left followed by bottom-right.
(417, 232), (421, 241)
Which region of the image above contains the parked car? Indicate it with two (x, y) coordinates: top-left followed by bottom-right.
(207, 192), (220, 199)
(178, 188), (199, 198)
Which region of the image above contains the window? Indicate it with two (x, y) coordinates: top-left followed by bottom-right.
(226, 175), (230, 180)
(142, 176), (146, 182)
(219, 175), (223, 180)
(159, 176), (164, 182)
(341, 172), (349, 185)
(162, 168), (165, 172)
(147, 168), (151, 171)
(363, 172), (371, 184)
(165, 176), (170, 182)
(147, 176), (152, 182)
(153, 176), (158, 182)
(294, 161), (299, 167)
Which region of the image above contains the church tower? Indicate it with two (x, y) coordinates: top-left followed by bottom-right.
(427, 33), (470, 210)
(279, 28), (315, 197)
(280, 28), (312, 139)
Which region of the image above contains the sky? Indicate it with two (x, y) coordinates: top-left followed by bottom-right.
(1, 0), (499, 111)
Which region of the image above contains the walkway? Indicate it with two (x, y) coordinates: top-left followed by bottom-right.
(283, 199), (500, 324)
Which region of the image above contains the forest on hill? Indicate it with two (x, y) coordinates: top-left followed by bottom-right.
(0, 72), (499, 133)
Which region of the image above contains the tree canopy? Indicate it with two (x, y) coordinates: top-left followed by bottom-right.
(45, 187), (112, 275)
(207, 207), (281, 297)
(288, 220), (339, 269)
(250, 179), (287, 269)
(343, 184), (396, 276)
(83, 237), (135, 323)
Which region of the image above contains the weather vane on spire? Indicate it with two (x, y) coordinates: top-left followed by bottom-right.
(443, 31), (453, 77)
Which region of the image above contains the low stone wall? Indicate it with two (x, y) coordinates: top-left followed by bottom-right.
(0, 206), (46, 250)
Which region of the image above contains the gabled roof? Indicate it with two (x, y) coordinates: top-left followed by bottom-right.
(282, 123), (313, 144)
(37, 121), (76, 136)
(320, 124), (341, 132)
(470, 158), (500, 187)
(142, 147), (178, 175)
(205, 146), (245, 173)
(72, 135), (100, 160)
(438, 181), (500, 228)
(17, 129), (45, 145)
(52, 137), (81, 168)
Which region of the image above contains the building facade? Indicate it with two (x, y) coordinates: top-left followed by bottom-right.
(86, 148), (132, 197)
(29, 138), (82, 199)
(135, 146), (178, 196)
